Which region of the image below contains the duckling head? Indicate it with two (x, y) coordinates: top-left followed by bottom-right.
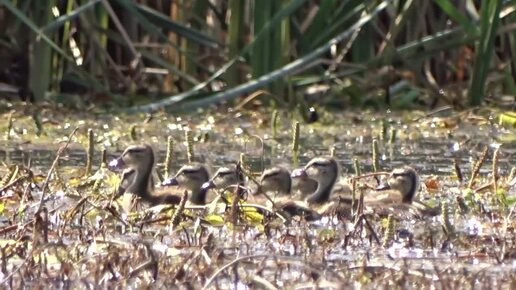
(108, 144), (156, 199)
(108, 144), (154, 172)
(162, 164), (210, 204)
(378, 166), (419, 203)
(302, 157), (339, 204)
(303, 157), (339, 183)
(256, 167), (291, 195)
(201, 166), (244, 191)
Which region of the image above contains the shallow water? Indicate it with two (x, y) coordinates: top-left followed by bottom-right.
(0, 107), (515, 288)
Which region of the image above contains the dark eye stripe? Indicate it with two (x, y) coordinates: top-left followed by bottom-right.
(262, 171), (279, 179)
(393, 172), (408, 177)
(218, 171), (233, 176)
(125, 148), (144, 155)
(310, 161), (331, 167)
(182, 169), (198, 174)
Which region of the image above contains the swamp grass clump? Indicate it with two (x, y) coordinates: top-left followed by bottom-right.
(0, 107), (515, 288)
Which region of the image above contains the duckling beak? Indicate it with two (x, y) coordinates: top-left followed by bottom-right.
(376, 181), (391, 191)
(201, 180), (216, 190)
(108, 157), (125, 172)
(252, 185), (262, 195)
(162, 177), (179, 186)
(198, 181), (215, 199)
(291, 169), (308, 180)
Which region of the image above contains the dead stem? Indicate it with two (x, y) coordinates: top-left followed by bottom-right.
(185, 128), (194, 163)
(382, 214), (395, 247)
(468, 146), (488, 188)
(0, 174), (30, 194)
(35, 127), (78, 215)
(492, 146), (500, 194)
(128, 244), (158, 280)
(372, 139), (379, 172)
(453, 156), (463, 182)
(85, 128), (94, 177)
(171, 190), (188, 231)
(164, 136), (174, 176)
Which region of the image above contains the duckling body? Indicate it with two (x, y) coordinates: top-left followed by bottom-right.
(256, 166), (322, 221)
(301, 157), (353, 218)
(163, 163), (211, 205)
(109, 144), (210, 208)
(327, 166), (438, 217)
(367, 166), (439, 217)
(256, 167), (291, 198)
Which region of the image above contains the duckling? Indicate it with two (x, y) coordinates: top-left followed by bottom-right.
(200, 165), (245, 195)
(370, 166), (419, 204)
(291, 168), (318, 198)
(256, 166), (322, 221)
(109, 144), (209, 207)
(162, 163), (211, 205)
(302, 158), (439, 217)
(302, 157), (354, 202)
(256, 167), (292, 197)
(369, 166), (439, 217)
(300, 156), (354, 218)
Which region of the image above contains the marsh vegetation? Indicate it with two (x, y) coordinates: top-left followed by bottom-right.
(0, 103), (515, 288)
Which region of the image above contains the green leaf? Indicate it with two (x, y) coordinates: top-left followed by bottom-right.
(205, 214), (224, 226)
(434, 0), (478, 36)
(469, 0), (503, 105)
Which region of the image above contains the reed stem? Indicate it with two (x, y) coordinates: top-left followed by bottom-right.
(330, 146), (336, 157)
(372, 139), (379, 172)
(291, 121), (300, 165)
(388, 128), (396, 144)
(468, 146), (488, 188)
(185, 129), (194, 163)
(6, 112), (13, 140)
(353, 158), (361, 176)
(85, 128), (94, 176)
(441, 201), (455, 238)
(382, 214), (395, 247)
(171, 190), (188, 231)
(271, 110), (279, 139)
(492, 146), (500, 195)
(165, 136), (174, 176)
(130, 125), (137, 141)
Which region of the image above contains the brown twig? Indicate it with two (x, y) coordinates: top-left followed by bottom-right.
(492, 146), (500, 194)
(0, 175), (30, 194)
(35, 127), (78, 215)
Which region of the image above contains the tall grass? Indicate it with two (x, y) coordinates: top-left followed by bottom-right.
(0, 0), (514, 110)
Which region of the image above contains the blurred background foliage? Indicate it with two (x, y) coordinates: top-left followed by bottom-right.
(0, 0), (514, 112)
